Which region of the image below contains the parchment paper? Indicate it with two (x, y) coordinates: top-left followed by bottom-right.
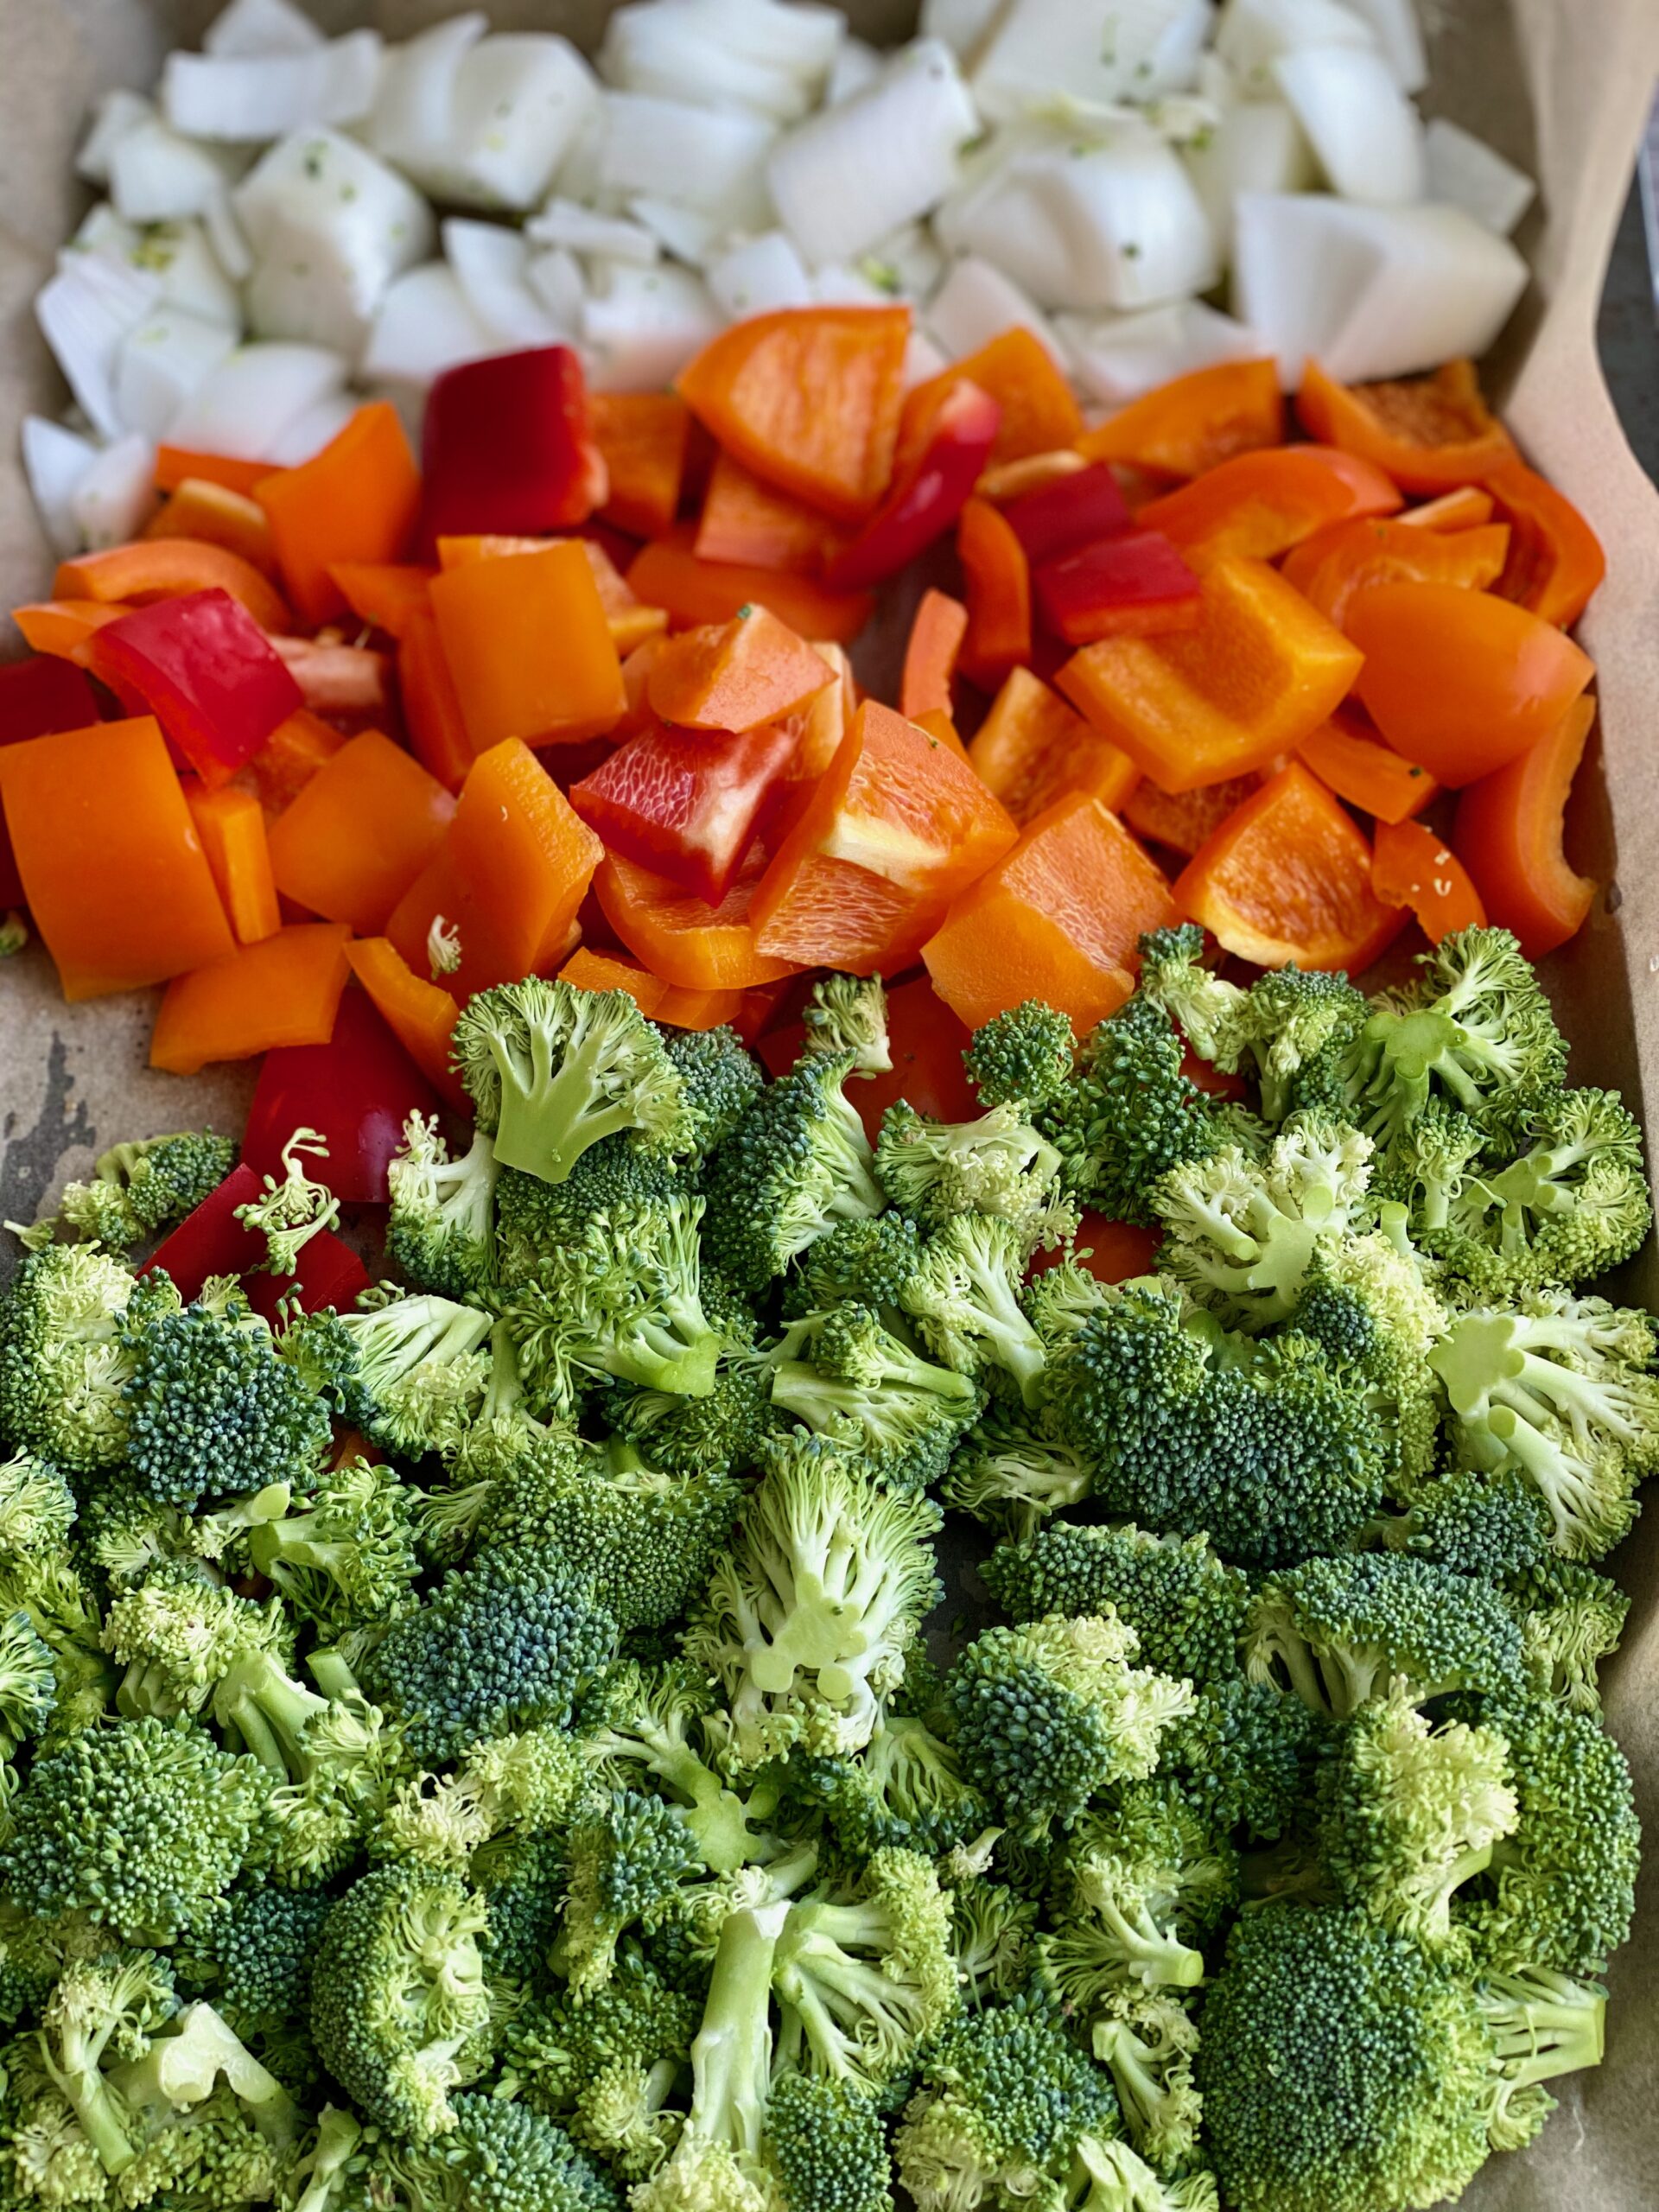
(5, 5), (1659, 2204)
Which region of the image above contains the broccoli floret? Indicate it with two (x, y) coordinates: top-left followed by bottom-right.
(200, 1884), (333, 2030)
(51, 1131), (237, 1253)
(1043, 1783), (1237, 2005)
(899, 1211), (1048, 1405)
(500, 1953), (697, 2180)
(563, 1789), (707, 1996)
(1474, 1964), (1606, 2153)
(0, 1610), (58, 1756)
(1363, 1467), (1556, 1583)
(1370, 1096), (1487, 1236)
(386, 1115), (499, 1299)
(875, 1099), (1075, 1253)
(381, 1724), (590, 1874)
(34, 1948), (181, 2176)
(101, 1556), (284, 1720)
(1434, 1087), (1652, 1294)
(1059, 2132), (1220, 2209)
(781, 1211), (925, 1321)
(942, 1401), (1093, 1539)
(493, 1141), (687, 1293)
(658, 1021), (766, 1157)
(802, 974), (893, 1078)
(803, 1708), (993, 1859)
(1503, 1556), (1630, 1712)
(0, 1449), (78, 1573)
(0, 1551), (113, 1747)
(951, 1880), (1039, 2008)
(601, 1347), (780, 1485)
(1291, 1237), (1447, 1497)
(0, 1243), (138, 1471)
(247, 1453), (420, 1639)
(583, 1661), (780, 1874)
(1160, 1676), (1325, 1842)
(1089, 1993), (1203, 2174)
(702, 1050), (886, 1293)
(320, 1292), (493, 1458)
(963, 1000), (1076, 1115)
(769, 1301), (980, 1491)
(452, 977), (690, 1184)
(1225, 964), (1373, 1125)
(99, 1995), (303, 2201)
(1135, 925), (1247, 1065)
(763, 2073), (893, 2212)
(234, 1126), (341, 1277)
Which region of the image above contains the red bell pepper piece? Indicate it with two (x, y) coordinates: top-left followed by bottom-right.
(87, 590), (302, 791)
(1035, 532), (1203, 645)
(0, 658), (102, 905)
(241, 988), (442, 1206)
(422, 346), (608, 543)
(243, 1228), (372, 1322)
(569, 719), (799, 906)
(1002, 463), (1130, 567)
(142, 1164), (268, 1300)
(823, 380), (1001, 591)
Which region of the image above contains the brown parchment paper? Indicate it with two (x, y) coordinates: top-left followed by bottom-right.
(5, 4), (1659, 2204)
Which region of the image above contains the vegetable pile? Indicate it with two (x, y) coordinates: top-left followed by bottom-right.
(0, 925), (1650, 2212)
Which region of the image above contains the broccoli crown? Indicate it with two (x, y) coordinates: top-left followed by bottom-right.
(494, 1140), (687, 1291)
(764, 2073), (893, 2212)
(963, 1000), (1076, 1115)
(0, 1243), (138, 1471)
(1042, 1782), (1238, 2005)
(386, 1116), (499, 1300)
(0, 1449), (78, 1569)
(1370, 1095), (1488, 1235)
(781, 1210), (926, 1320)
(600, 1346), (779, 1484)
(1135, 924), (1248, 1065)
(802, 1707), (992, 1859)
(582, 1659), (779, 1876)
(899, 1211), (1048, 1406)
(801, 974), (893, 1079)
(29, 1946), (183, 2178)
(1503, 1556), (1630, 1713)
(502, 1948), (697, 2130)
(659, 1021), (766, 1152)
(0, 1608), (58, 1756)
(1365, 1468), (1557, 1585)
(326, 1293), (493, 1459)
(701, 1050), (886, 1293)
(248, 1454), (421, 1639)
(203, 1882), (333, 2027)
(101, 1554), (284, 1720)
(941, 1401), (1093, 1540)
(874, 1099), (1074, 1252)
(1228, 964), (1373, 1124)
(415, 2091), (624, 2212)
(563, 1789), (707, 1996)
(1087, 1994), (1205, 2177)
(769, 1302), (981, 1493)
(54, 1130), (237, 1252)
(1160, 1675), (1326, 1842)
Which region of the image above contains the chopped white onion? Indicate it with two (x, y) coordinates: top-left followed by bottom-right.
(1058, 299), (1266, 404)
(162, 30), (384, 143)
(35, 252), (163, 441)
(972, 0), (1214, 123)
(204, 0), (326, 59)
(905, 329), (952, 387)
(1423, 118), (1535, 238)
(527, 200), (660, 267)
(108, 118), (244, 226)
(707, 232), (815, 318)
(72, 209), (242, 328)
(115, 306), (239, 440)
(602, 1), (844, 124)
(443, 220), (570, 348)
(1344, 0), (1426, 93)
(919, 0), (1009, 60)
(768, 40), (977, 268)
(1214, 0), (1376, 95)
(71, 433), (160, 550)
(526, 249), (587, 332)
(21, 416), (99, 556)
(203, 190), (255, 285)
(361, 264), (499, 389)
(77, 90), (154, 188)
(1183, 97), (1316, 251)
(827, 39), (884, 106)
(366, 16), (486, 175)
(167, 341), (350, 460)
(927, 254), (1065, 363)
(626, 198), (723, 266)
(1271, 45), (1425, 204)
(861, 222), (947, 303)
(264, 391), (359, 467)
(810, 263), (896, 307)
(601, 92), (776, 223)
(582, 261), (723, 392)
(435, 37), (605, 213)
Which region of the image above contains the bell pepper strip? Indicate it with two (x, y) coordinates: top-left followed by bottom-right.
(1135, 446), (1403, 569)
(243, 986), (443, 1206)
(677, 304), (912, 523)
(569, 719), (798, 904)
(156, 447), (272, 499)
(626, 524), (874, 644)
(1482, 458), (1607, 629)
(595, 845), (798, 991)
(9, 601), (124, 669)
(1078, 359), (1285, 480)
(141, 1164), (269, 1297)
(1041, 1214), (1164, 1286)
(398, 602), (476, 791)
(1370, 817), (1487, 944)
(1058, 555), (1364, 793)
(1173, 761), (1406, 972)
(1294, 359), (1516, 493)
(1034, 531), (1202, 645)
(88, 590), (304, 790)
(254, 402), (422, 629)
(344, 936), (467, 1113)
(430, 539), (625, 750)
(184, 784), (280, 944)
(267, 728), (456, 933)
(559, 947), (745, 1033)
(760, 643), (856, 843)
(899, 329), (1084, 475)
(1001, 463), (1130, 567)
(55, 540), (291, 633)
(695, 451), (854, 575)
(925, 792), (1179, 1033)
(1296, 715), (1438, 824)
(1452, 696), (1598, 958)
(1346, 581), (1594, 787)
(422, 346), (607, 542)
(969, 665), (1138, 829)
(329, 562), (437, 643)
(1280, 516), (1511, 630)
(823, 378), (1001, 590)
(899, 590), (969, 722)
(1123, 772), (1265, 859)
(646, 605), (833, 733)
(241, 709), (346, 814)
(146, 478), (278, 578)
(751, 698), (1020, 976)
(242, 1228), (372, 1324)
(150, 919), (352, 1075)
(656, 982), (759, 1031)
(590, 391), (690, 540)
(1397, 486), (1497, 531)
(957, 495), (1032, 689)
(0, 658), (104, 906)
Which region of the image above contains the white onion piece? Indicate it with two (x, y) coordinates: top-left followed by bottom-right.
(1058, 299), (1265, 404)
(236, 130), (434, 357)
(443, 220), (569, 348)
(1272, 45), (1424, 205)
(1344, 0), (1426, 92)
(602, 1), (842, 124)
(972, 0), (1214, 123)
(72, 433), (159, 550)
(109, 118), (244, 226)
(601, 92), (776, 221)
(435, 37), (603, 213)
(526, 250), (586, 332)
(1233, 191), (1529, 382)
(905, 329), (951, 387)
(768, 40), (976, 268)
(142, 220), (246, 326)
(1214, 0), (1376, 94)
(927, 255), (1065, 362)
(162, 30), (384, 143)
(264, 391), (358, 467)
(115, 307), (239, 440)
(1423, 119), (1535, 238)
(582, 262), (722, 392)
(1183, 97), (1315, 251)
(367, 16), (484, 170)
(862, 222), (946, 303)
(681, 0), (846, 78)
(203, 191), (254, 286)
(204, 0), (326, 58)
(707, 232), (815, 318)
(811, 263), (896, 307)
(827, 39), (883, 105)
(68, 204), (141, 263)
(21, 416), (99, 557)
(919, 0), (1005, 59)
(167, 341), (350, 460)
(77, 90), (154, 188)
(361, 265), (499, 389)
(627, 198), (723, 266)
(35, 253), (162, 441)
(527, 200), (659, 267)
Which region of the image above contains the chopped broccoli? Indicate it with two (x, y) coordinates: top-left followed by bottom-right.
(386, 1114), (499, 1298)
(49, 1130), (236, 1253)
(942, 1401), (1093, 1539)
(701, 1050), (886, 1293)
(1089, 1993), (1204, 2173)
(499, 1953), (696, 2179)
(0, 1449), (78, 1570)
(803, 1707), (992, 1859)
(1043, 1783), (1237, 2003)
(319, 1292), (493, 1458)
(0, 1243), (138, 1471)
(234, 1125), (341, 1276)
(659, 1020), (766, 1154)
(1160, 1675), (1326, 1842)
(763, 2073), (893, 2212)
(1363, 1467), (1557, 1582)
(493, 1140), (686, 1290)
(34, 1947), (181, 2175)
(1227, 964), (1373, 1124)
(583, 1660), (780, 1873)
(1475, 1964), (1606, 2153)
(875, 1098), (1074, 1252)
(1434, 1087), (1652, 1294)
(0, 1611), (57, 1758)
(768, 1301), (980, 1491)
(801, 973), (892, 1077)
(1503, 1556), (1630, 1712)
(899, 1211), (1049, 1404)
(963, 1000), (1076, 1115)
(199, 1883), (333, 2030)
(247, 1452), (421, 1637)
(781, 1209), (925, 1320)
(563, 1789), (707, 1995)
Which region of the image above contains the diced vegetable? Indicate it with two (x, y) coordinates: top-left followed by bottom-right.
(1035, 533), (1202, 645)
(255, 403), (422, 627)
(1453, 696), (1599, 958)
(570, 721), (798, 904)
(1296, 714), (1437, 823)
(242, 987), (442, 1205)
(1281, 513), (1511, 627)
(591, 391), (690, 540)
(267, 729), (456, 933)
(1294, 359), (1516, 491)
(595, 844), (798, 990)
(1370, 817), (1487, 944)
(1077, 357), (1284, 479)
(899, 590), (969, 722)
(957, 495), (1033, 688)
(969, 665), (1139, 828)
(87, 589), (304, 789)
(344, 935), (467, 1112)
(1483, 459), (1608, 629)
(429, 539), (625, 750)
(646, 606), (833, 732)
(1135, 443), (1402, 566)
(150, 920), (353, 1074)
(626, 524), (874, 642)
(825, 377), (1000, 588)
(184, 784), (281, 944)
(421, 346), (607, 540)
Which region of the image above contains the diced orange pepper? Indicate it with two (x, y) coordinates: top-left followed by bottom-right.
(626, 524), (874, 643)
(1453, 696), (1598, 958)
(695, 451), (852, 575)
(430, 539), (625, 751)
(616, 636), (665, 740)
(677, 305), (912, 523)
(1281, 516), (1510, 629)
(1174, 761), (1407, 972)
(590, 391), (690, 540)
(1078, 359), (1285, 480)
(150, 921), (353, 1074)
(156, 447), (272, 498)
(1058, 556), (1363, 794)
(330, 563), (438, 643)
(145, 479), (277, 578)
(909, 708), (969, 762)
(1397, 486), (1497, 531)
(899, 330), (1084, 475)
(10, 601), (124, 669)
(969, 666), (1138, 829)
(267, 728), (456, 933)
(1294, 359), (1516, 493)
(345, 937), (467, 1112)
(1135, 447), (1402, 569)
(595, 846), (798, 991)
(925, 793), (1179, 1033)
(647, 606), (833, 733)
(1347, 582), (1594, 787)
(766, 644), (855, 840)
(241, 709), (347, 814)
(0, 716), (233, 1000)
(397, 605), (474, 791)
(1123, 772), (1265, 859)
(1370, 817), (1487, 944)
(751, 699), (1019, 975)
(255, 403), (422, 629)
(1482, 459), (1607, 630)
(184, 784), (280, 944)
(436, 534), (668, 656)
(55, 541), (290, 633)
(560, 945), (671, 1016)
(1296, 715), (1437, 823)
(899, 590), (969, 722)
(957, 496), (1032, 688)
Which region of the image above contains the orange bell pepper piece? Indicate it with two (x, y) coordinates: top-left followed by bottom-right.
(1058, 556), (1363, 793)
(1135, 446), (1402, 569)
(559, 945), (744, 1032)
(1122, 772), (1265, 859)
(957, 496), (1032, 688)
(242, 708), (347, 813)
(969, 666), (1138, 829)
(1346, 582), (1594, 787)
(344, 937), (467, 1112)
(925, 792), (1179, 1033)
(595, 845), (798, 991)
(156, 447), (273, 499)
(184, 784), (280, 944)
(267, 728), (456, 933)
(1174, 761), (1406, 972)
(646, 605), (833, 732)
(751, 699), (1019, 976)
(330, 563), (438, 643)
(1078, 359), (1285, 480)
(1370, 817), (1486, 944)
(677, 305), (912, 523)
(0, 715), (233, 1000)
(55, 541), (290, 633)
(1296, 714), (1437, 824)
(430, 539), (625, 751)
(397, 603), (474, 791)
(590, 391), (690, 540)
(436, 535), (668, 656)
(899, 590), (969, 722)
(1482, 459), (1607, 630)
(255, 403), (422, 630)
(146, 479), (277, 579)
(908, 708), (969, 761)
(1452, 696), (1598, 958)
(1294, 359), (1516, 493)
(10, 601), (124, 669)
(1281, 516), (1510, 629)
(695, 451), (852, 575)
(150, 921), (353, 1074)
(626, 525), (874, 644)
(979, 451), (1089, 504)
(899, 329), (1084, 474)
(1397, 486), (1497, 531)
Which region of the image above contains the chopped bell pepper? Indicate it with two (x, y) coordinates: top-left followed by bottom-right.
(570, 719), (798, 905)
(141, 1164), (268, 1299)
(256, 403), (422, 628)
(1078, 359), (1285, 480)
(559, 946), (746, 1033)
(1001, 463), (1130, 567)
(1123, 772), (1265, 859)
(10, 601), (124, 669)
(242, 1229), (372, 1323)
(591, 391), (690, 540)
(242, 709), (346, 814)
(56, 538), (291, 633)
(329, 562), (437, 643)
(823, 378), (1001, 590)
(146, 478), (277, 579)
(957, 496), (1032, 689)
(344, 936), (467, 1113)
(969, 666), (1138, 829)
(646, 605), (833, 733)
(268, 728), (456, 933)
(184, 785), (280, 945)
(88, 589), (303, 790)
(899, 328), (1084, 474)
(1483, 459), (1607, 630)
(1135, 446), (1402, 568)
(1034, 531), (1201, 645)
(595, 845), (798, 992)
(430, 539), (626, 750)
(156, 447), (272, 499)
(243, 986), (442, 1205)
(1452, 696), (1599, 959)
(1280, 515), (1511, 629)
(1296, 715), (1438, 824)
(695, 451), (853, 575)
(1370, 817), (1487, 944)
(1294, 359), (1516, 493)
(1397, 486), (1497, 531)
(422, 346), (607, 541)
(0, 658), (101, 906)
(397, 601), (474, 791)
(626, 524), (874, 643)
(150, 921), (353, 1075)
(900, 590), (969, 723)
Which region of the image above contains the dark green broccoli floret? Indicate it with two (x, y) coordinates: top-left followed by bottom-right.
(600, 1348), (780, 1484)
(1160, 1675), (1326, 1841)
(1503, 1556), (1630, 1712)
(1228, 964), (1373, 1124)
(474, 1830), (570, 1990)
(1290, 1238), (1447, 1498)
(584, 1660), (780, 1873)
(701, 1050), (885, 1293)
(659, 1021), (766, 1154)
(781, 1210), (925, 1320)
(801, 1707), (993, 1859)
(941, 1401), (1093, 1539)
(963, 1000), (1076, 1115)
(201, 1884), (333, 2029)
(493, 1141), (686, 1292)
(800, 973), (892, 1078)
(764, 2073), (893, 2212)
(563, 1789), (707, 1997)
(1363, 1468), (1556, 1584)
(0, 1243), (138, 1471)
(501, 1950), (697, 2175)
(768, 1301), (980, 1491)
(249, 1453), (420, 1638)
(51, 1130), (237, 1251)
(386, 1115), (499, 1299)
(874, 1099), (1074, 1252)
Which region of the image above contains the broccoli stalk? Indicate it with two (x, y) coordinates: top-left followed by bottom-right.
(37, 1949), (179, 2176)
